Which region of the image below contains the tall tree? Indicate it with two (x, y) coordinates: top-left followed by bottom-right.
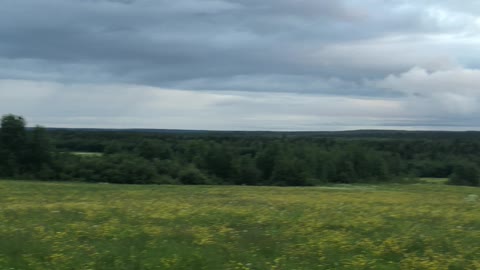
(0, 114), (27, 155)
(0, 114), (27, 176)
(27, 126), (52, 169)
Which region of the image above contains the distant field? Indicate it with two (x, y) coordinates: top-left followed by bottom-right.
(0, 181), (479, 270)
(70, 152), (103, 157)
(418, 178), (449, 184)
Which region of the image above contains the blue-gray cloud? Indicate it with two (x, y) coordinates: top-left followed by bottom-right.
(1, 0), (480, 129)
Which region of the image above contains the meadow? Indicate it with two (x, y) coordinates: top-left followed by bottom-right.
(0, 180), (479, 270)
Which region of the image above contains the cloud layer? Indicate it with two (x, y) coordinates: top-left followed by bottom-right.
(1, 0), (480, 130)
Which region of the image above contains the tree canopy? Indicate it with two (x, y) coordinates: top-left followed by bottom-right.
(0, 114), (479, 187)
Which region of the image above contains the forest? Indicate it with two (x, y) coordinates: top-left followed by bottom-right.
(0, 114), (479, 186)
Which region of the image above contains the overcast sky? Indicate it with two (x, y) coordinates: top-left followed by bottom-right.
(1, 0), (480, 130)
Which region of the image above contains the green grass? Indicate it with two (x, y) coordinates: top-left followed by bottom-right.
(0, 180), (479, 269)
(418, 177), (449, 184)
(69, 152), (103, 157)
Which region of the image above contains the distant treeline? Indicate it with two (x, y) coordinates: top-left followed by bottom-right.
(1, 114), (479, 186)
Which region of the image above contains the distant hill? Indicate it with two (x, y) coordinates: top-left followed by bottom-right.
(42, 127), (480, 140)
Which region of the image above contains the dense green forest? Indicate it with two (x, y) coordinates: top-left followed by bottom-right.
(0, 114), (479, 186)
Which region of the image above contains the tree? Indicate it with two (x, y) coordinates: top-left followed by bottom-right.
(270, 156), (309, 186)
(448, 162), (480, 187)
(178, 164), (211, 185)
(0, 114), (27, 155)
(256, 143), (279, 180)
(204, 145), (233, 179)
(136, 140), (157, 160)
(332, 151), (357, 183)
(0, 114), (27, 176)
(27, 126), (52, 169)
(0, 115), (54, 178)
(232, 155), (261, 185)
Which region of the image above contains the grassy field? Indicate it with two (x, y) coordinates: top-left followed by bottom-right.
(0, 181), (479, 270)
(70, 152), (104, 157)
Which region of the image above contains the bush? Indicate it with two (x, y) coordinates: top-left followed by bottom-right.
(178, 164), (211, 185)
(270, 157), (309, 186)
(448, 162), (480, 187)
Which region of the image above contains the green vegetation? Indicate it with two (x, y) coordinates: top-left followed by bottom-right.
(0, 114), (52, 178)
(1, 113), (480, 187)
(419, 178), (448, 184)
(70, 152), (103, 157)
(1, 113), (479, 269)
(0, 180), (479, 269)
(448, 162), (480, 186)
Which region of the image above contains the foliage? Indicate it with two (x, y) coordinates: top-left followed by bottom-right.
(2, 114), (480, 186)
(0, 115), (52, 178)
(448, 162), (480, 187)
(178, 164), (211, 185)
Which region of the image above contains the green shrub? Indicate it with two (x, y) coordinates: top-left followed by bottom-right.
(448, 162), (480, 187)
(178, 164), (211, 185)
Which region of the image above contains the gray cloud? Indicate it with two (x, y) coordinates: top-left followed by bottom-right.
(1, 0), (480, 129)
(0, 80), (408, 130)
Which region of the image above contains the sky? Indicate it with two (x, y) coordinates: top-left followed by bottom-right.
(1, 0), (480, 130)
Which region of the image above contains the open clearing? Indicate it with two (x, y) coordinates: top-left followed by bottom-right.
(69, 152), (104, 157)
(0, 181), (479, 270)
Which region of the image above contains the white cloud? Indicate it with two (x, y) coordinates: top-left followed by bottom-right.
(376, 67), (480, 96)
(373, 67), (480, 116)
(309, 35), (468, 76)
